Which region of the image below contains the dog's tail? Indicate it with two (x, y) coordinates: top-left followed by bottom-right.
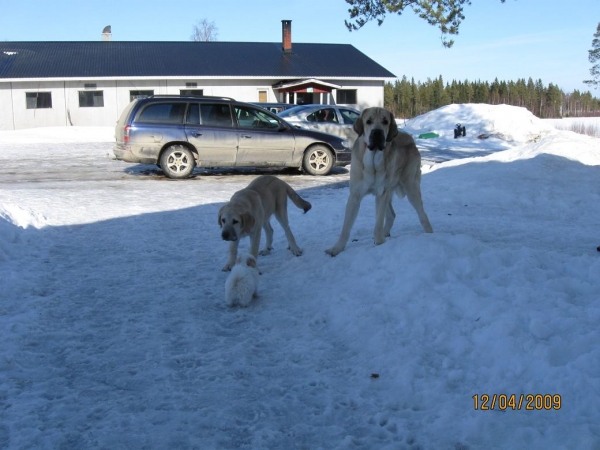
(286, 184), (312, 213)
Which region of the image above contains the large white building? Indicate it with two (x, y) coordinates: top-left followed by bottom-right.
(0, 21), (395, 131)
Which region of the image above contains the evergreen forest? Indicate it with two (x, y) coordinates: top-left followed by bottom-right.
(385, 76), (600, 119)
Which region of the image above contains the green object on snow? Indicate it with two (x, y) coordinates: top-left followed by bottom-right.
(418, 132), (439, 139)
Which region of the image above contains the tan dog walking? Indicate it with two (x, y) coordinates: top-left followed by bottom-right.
(219, 175), (311, 271)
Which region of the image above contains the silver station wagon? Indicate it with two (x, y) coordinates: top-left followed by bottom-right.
(113, 96), (352, 178)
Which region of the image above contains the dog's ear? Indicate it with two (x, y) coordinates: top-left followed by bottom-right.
(353, 110), (365, 136)
(386, 111), (399, 142)
(246, 256), (257, 269)
(217, 205), (225, 228)
(240, 212), (255, 234)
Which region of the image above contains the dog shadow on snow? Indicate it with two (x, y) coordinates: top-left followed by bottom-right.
(8, 153), (597, 314)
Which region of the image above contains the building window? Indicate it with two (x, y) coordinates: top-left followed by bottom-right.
(26, 92), (52, 109)
(336, 89), (357, 104)
(130, 90), (154, 102)
(180, 89), (204, 97)
(79, 91), (104, 107)
(295, 93), (313, 105)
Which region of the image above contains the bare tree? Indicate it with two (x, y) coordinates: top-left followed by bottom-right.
(191, 19), (218, 42)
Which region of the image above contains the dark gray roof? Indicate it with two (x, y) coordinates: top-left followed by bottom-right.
(0, 41), (396, 79)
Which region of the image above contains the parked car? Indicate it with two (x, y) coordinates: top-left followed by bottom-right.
(277, 104), (361, 145)
(113, 96), (351, 178)
(251, 102), (297, 114)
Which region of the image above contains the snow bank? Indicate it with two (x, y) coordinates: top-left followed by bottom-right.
(0, 126), (114, 144)
(404, 103), (555, 143)
(0, 204), (48, 229)
(431, 129), (600, 171)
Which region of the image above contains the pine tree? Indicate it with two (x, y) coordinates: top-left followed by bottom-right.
(345, 0), (506, 47)
(584, 22), (600, 88)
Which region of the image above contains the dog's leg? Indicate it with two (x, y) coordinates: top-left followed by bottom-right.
(249, 228), (262, 259)
(383, 201), (396, 238)
(259, 220), (274, 256)
(326, 192), (363, 256)
(406, 183), (434, 233)
(374, 190), (392, 245)
(223, 240), (240, 271)
(274, 208), (303, 256)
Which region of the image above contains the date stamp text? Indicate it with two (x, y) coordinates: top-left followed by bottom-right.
(473, 394), (561, 411)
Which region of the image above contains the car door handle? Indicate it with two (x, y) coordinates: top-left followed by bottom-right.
(192, 132), (203, 137)
(241, 134), (252, 139)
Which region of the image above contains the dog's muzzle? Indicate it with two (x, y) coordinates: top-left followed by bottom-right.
(221, 230), (237, 241)
(367, 129), (386, 151)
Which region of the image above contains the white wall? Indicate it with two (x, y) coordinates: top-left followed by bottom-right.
(64, 80), (120, 127)
(0, 78), (387, 130)
(4, 81), (68, 129)
(0, 83), (14, 130)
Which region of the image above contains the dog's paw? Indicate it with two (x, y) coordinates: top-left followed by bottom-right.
(288, 246), (303, 256)
(259, 248), (273, 256)
(325, 247), (341, 257)
(373, 237), (386, 246)
(222, 263), (233, 272)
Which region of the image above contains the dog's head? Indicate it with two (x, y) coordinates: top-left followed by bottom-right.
(218, 204), (255, 242)
(236, 253), (257, 269)
(353, 107), (398, 151)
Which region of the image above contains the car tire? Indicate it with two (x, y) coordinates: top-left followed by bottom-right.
(302, 145), (334, 176)
(160, 145), (195, 179)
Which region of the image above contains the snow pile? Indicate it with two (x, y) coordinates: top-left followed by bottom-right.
(0, 126), (114, 144)
(0, 204), (48, 229)
(404, 103), (555, 143)
(432, 128), (600, 172)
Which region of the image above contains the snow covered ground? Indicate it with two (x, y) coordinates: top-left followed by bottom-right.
(1, 104), (599, 449)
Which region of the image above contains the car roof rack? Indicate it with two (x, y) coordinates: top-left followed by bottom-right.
(147, 95), (235, 101)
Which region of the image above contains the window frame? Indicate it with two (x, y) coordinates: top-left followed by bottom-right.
(129, 90), (154, 102)
(336, 89), (357, 104)
(78, 90), (105, 108)
(180, 89), (204, 97)
(25, 92), (52, 109)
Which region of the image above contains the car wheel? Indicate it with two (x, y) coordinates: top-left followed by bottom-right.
(160, 145), (195, 179)
(302, 145), (334, 176)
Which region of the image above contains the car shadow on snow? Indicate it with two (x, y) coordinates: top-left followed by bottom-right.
(123, 164), (350, 181)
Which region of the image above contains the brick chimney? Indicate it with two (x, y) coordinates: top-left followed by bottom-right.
(282, 20), (292, 53)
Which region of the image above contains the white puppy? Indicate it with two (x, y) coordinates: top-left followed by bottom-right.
(224, 253), (259, 307)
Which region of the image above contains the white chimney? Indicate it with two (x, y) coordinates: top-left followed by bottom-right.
(102, 25), (112, 42)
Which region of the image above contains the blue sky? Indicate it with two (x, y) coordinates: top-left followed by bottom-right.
(1, 0), (599, 94)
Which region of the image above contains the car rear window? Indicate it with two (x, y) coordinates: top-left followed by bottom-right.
(116, 100), (138, 127)
(137, 103), (187, 124)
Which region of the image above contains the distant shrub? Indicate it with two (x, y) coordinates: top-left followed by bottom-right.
(553, 122), (600, 138)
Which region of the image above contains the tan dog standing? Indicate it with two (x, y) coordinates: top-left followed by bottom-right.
(326, 107), (433, 256)
(219, 175), (311, 271)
